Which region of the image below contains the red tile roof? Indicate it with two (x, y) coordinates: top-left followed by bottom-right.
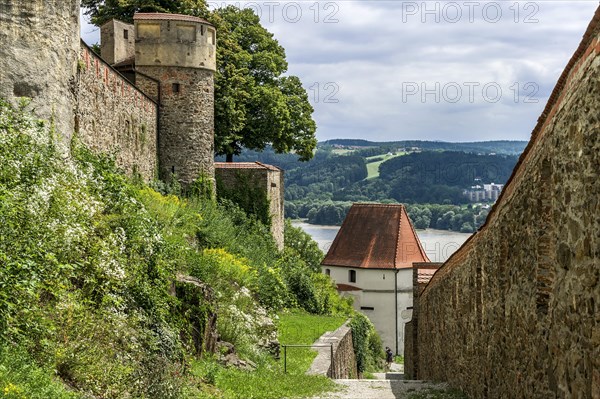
(336, 283), (362, 292)
(134, 12), (212, 26)
(322, 204), (430, 269)
(214, 162), (281, 171)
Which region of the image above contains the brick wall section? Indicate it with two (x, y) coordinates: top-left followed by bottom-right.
(416, 8), (600, 398)
(76, 44), (158, 181)
(136, 66), (214, 186)
(0, 0), (80, 141)
(307, 322), (358, 379)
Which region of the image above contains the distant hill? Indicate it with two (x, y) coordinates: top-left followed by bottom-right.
(320, 139), (528, 155)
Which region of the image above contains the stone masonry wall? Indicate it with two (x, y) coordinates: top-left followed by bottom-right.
(136, 66), (214, 186)
(0, 0), (80, 140)
(76, 45), (158, 181)
(416, 9), (600, 398)
(215, 167), (285, 250)
(266, 169), (285, 251)
(405, 262), (442, 380)
(308, 322), (358, 379)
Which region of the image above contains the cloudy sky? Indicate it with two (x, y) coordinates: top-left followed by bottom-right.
(81, 1), (598, 143)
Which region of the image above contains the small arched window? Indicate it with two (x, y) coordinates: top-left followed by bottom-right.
(325, 269), (330, 276)
(349, 270), (356, 283)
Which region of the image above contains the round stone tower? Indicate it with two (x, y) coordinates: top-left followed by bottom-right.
(133, 13), (216, 188)
(0, 0), (80, 140)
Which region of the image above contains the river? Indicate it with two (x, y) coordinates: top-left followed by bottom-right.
(291, 220), (472, 263)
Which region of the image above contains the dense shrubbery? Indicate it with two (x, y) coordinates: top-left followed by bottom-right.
(349, 313), (384, 374)
(0, 100), (358, 398)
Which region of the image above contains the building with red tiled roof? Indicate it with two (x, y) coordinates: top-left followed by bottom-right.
(321, 203), (430, 354)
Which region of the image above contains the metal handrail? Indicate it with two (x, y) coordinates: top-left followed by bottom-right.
(281, 344), (334, 374)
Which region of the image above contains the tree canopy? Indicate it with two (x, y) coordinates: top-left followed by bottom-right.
(82, 1), (317, 162)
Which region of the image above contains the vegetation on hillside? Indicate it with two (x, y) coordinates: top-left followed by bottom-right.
(0, 100), (380, 398)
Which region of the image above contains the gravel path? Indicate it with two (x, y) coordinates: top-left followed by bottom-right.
(308, 378), (449, 399)
(307, 363), (450, 399)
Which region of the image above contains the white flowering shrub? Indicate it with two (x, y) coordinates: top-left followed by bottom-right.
(0, 100), (182, 397)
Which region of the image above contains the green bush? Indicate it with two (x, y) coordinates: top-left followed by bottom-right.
(349, 313), (384, 373)
(0, 345), (82, 399)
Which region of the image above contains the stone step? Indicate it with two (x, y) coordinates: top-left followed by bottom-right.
(371, 372), (405, 380)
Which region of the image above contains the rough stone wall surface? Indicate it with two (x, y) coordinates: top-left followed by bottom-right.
(266, 169), (284, 250)
(404, 320), (414, 379)
(405, 262), (442, 380)
(416, 12), (600, 399)
(137, 66), (214, 186)
(308, 322), (358, 379)
(0, 0), (80, 140)
(215, 167), (285, 250)
(76, 45), (158, 181)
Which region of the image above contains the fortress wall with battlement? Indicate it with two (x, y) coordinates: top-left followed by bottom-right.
(413, 8), (600, 398)
(76, 44), (158, 181)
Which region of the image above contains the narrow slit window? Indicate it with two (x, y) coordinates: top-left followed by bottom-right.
(325, 269), (330, 276)
(172, 83), (180, 94)
(349, 270), (356, 283)
(123, 29), (129, 39)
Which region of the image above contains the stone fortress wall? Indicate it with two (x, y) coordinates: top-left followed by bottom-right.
(409, 8), (600, 398)
(214, 163), (285, 250)
(0, 1), (214, 185)
(76, 44), (158, 180)
(0, 0), (80, 140)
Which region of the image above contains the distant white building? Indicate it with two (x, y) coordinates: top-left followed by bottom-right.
(321, 203), (430, 355)
(464, 182), (503, 202)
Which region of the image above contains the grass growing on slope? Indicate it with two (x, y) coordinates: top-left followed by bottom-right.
(278, 310), (347, 374)
(0, 99), (356, 398)
(189, 311), (347, 399)
(0, 346), (83, 399)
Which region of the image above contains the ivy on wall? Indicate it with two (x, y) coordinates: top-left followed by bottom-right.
(216, 171), (271, 226)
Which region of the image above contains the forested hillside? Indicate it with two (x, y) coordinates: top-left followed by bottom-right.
(221, 141), (523, 232)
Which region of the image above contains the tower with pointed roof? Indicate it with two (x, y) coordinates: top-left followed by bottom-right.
(321, 203), (430, 354)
